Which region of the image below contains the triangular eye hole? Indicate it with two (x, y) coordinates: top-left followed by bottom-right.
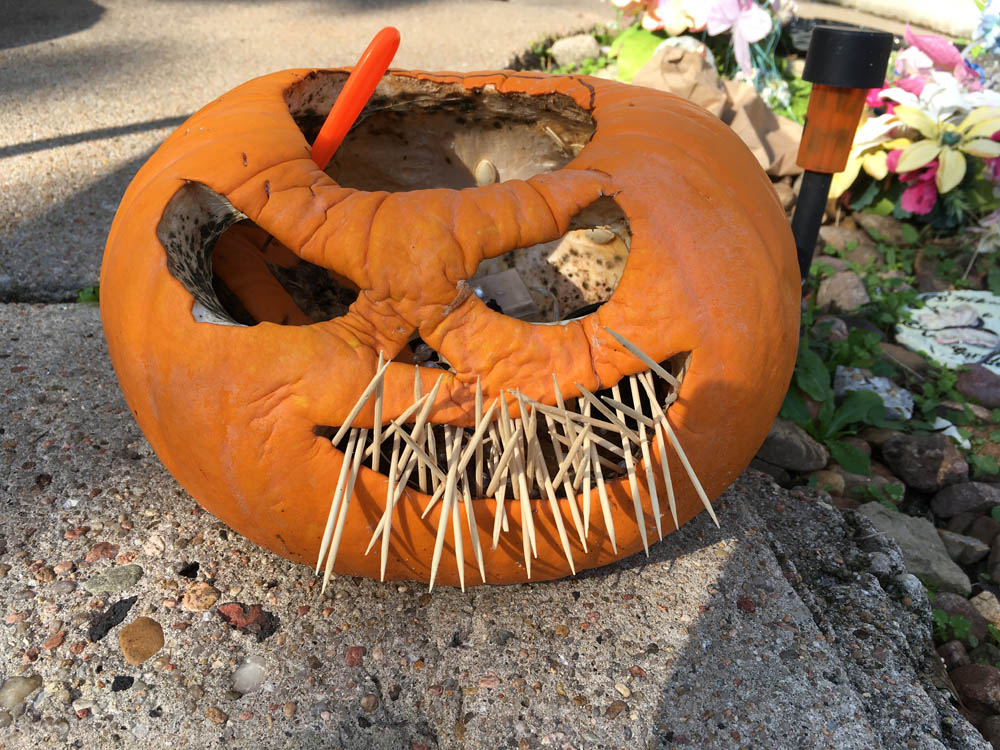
(285, 72), (596, 192)
(472, 196), (631, 323)
(158, 182), (359, 327)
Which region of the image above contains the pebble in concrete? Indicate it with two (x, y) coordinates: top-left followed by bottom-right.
(118, 617), (164, 665)
(83, 563), (144, 594)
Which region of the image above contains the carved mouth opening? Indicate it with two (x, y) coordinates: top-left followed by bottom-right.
(316, 352), (691, 502)
(284, 71), (596, 191)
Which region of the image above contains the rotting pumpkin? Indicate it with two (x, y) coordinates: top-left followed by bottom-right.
(100, 69), (800, 590)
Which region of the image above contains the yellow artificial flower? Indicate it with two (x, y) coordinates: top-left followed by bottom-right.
(894, 105), (1000, 193)
(829, 114), (910, 199)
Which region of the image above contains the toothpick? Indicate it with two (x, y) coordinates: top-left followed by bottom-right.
(376, 432), (402, 580)
(528, 439), (576, 574)
(611, 383), (648, 555)
(362, 394), (428, 459)
(603, 326), (680, 389)
(542, 411), (588, 550)
(452, 474), (466, 592)
(600, 394), (657, 427)
(501, 397), (534, 576)
(660, 410), (719, 527)
(640, 371), (678, 530)
(590, 441), (617, 554)
(371, 351), (384, 473)
(461, 475), (486, 583)
(429, 427), (464, 591)
(553, 374), (587, 490)
(414, 370), (427, 493)
(322, 429), (368, 593)
(475, 377), (484, 497)
(316, 428), (359, 574)
(484, 422), (525, 496)
(332, 356), (391, 446)
(630, 374), (662, 540)
(579, 398), (593, 536)
(573, 383), (642, 444)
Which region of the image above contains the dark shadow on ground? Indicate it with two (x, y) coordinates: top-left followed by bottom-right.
(0, 0), (105, 51)
(0, 116), (189, 160)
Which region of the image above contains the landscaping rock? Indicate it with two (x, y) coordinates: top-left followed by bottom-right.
(833, 366), (914, 421)
(748, 458), (791, 485)
(932, 483), (1000, 519)
(967, 515), (1000, 546)
(756, 419), (829, 472)
(83, 564), (144, 594)
(182, 581), (219, 612)
(810, 470), (845, 496)
(233, 656), (267, 694)
(971, 592), (1000, 627)
(831, 463), (905, 501)
(881, 434), (968, 493)
(932, 592), (989, 649)
(858, 427), (901, 449)
(118, 617), (164, 665)
(0, 675), (42, 711)
(937, 530), (991, 565)
(854, 213), (909, 246)
(548, 34), (601, 68)
(957, 364), (1000, 408)
(817, 271), (870, 312)
(947, 511), (980, 535)
(878, 342), (930, 375)
(856, 503), (971, 595)
(938, 640), (971, 671)
(978, 716), (1000, 750)
(818, 224), (880, 266)
(951, 663), (1000, 716)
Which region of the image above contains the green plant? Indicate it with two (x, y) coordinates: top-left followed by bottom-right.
(859, 483), (905, 507)
(76, 285), (99, 303)
(973, 454), (1000, 477)
(933, 609), (977, 646)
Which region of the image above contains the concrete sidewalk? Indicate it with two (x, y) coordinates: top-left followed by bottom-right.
(0, 303), (984, 748)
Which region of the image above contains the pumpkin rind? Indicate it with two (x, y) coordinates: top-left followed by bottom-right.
(100, 69), (799, 586)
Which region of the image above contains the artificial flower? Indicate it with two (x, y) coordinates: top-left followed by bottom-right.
(829, 114), (911, 199)
(706, 0), (773, 77)
(640, 0), (709, 34)
(894, 105), (1000, 193)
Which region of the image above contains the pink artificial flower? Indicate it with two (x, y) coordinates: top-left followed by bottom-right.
(903, 25), (979, 88)
(888, 151), (939, 214)
(985, 130), (1000, 184)
(706, 0), (773, 77)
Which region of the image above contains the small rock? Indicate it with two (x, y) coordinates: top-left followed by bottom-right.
(83, 564), (144, 595)
(951, 663), (1000, 715)
(0, 674), (42, 710)
(971, 591), (1000, 627)
(756, 419), (829, 472)
(53, 561), (75, 575)
(856, 503), (971, 595)
(205, 706), (228, 725)
(937, 640), (971, 671)
(933, 592), (989, 649)
(932, 482), (1000, 519)
(833, 366), (914, 420)
(818, 224), (880, 265)
(749, 458), (791, 485)
(282, 701), (297, 718)
(42, 630), (66, 650)
(360, 693), (378, 712)
(937, 530), (990, 565)
(233, 656), (267, 694)
(817, 271), (870, 312)
(181, 581), (219, 612)
(614, 683), (631, 698)
(881, 434), (968, 493)
(479, 674), (501, 689)
(946, 512), (979, 535)
(548, 34), (601, 68)
(85, 542), (119, 562)
(111, 676), (134, 692)
(853, 213), (909, 245)
(980, 716), (1000, 749)
(217, 602), (279, 642)
(34, 566), (54, 583)
(605, 700), (627, 718)
(345, 646), (365, 667)
(878, 342), (930, 375)
(0, 710), (10, 728)
(967, 515), (1000, 546)
(809, 470), (845, 496)
(858, 427), (900, 449)
(956, 364), (1000, 408)
(773, 181), (795, 211)
(118, 617), (164, 665)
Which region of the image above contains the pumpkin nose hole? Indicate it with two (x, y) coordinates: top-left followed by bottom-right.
(284, 71), (595, 191)
(473, 196), (630, 323)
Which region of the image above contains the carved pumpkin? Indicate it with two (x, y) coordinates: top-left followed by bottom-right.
(100, 69), (799, 589)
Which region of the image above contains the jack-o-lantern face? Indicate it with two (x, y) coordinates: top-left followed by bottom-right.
(100, 70), (799, 589)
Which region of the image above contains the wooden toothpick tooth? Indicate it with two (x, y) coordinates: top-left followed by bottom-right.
(542, 412), (588, 552)
(630, 374), (662, 540)
(371, 351), (384, 474)
(590, 441), (617, 554)
(316, 428), (359, 575)
(428, 427), (464, 592)
(475, 377), (484, 497)
(603, 326), (681, 389)
(612, 383), (648, 555)
(640, 371), (678, 530)
(528, 437), (576, 574)
(362, 394), (428, 460)
(452, 474), (466, 592)
(579, 397), (593, 536)
(573, 383), (642, 445)
(500, 397), (533, 576)
(414, 370), (427, 493)
(322, 429), (367, 594)
(661, 412), (719, 527)
(332, 356), (391, 447)
(461, 475), (486, 583)
(600, 394), (657, 427)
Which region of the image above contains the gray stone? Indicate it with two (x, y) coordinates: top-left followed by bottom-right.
(856, 503), (971, 595)
(831, 462), (905, 500)
(548, 34), (601, 68)
(966, 515), (1000, 546)
(932, 482), (1000, 519)
(232, 656), (267, 694)
(878, 342), (930, 375)
(83, 563), (144, 594)
(937, 529), (990, 565)
(756, 418), (830, 472)
(957, 364), (1000, 408)
(0, 675), (42, 711)
(854, 213), (910, 246)
(833, 366), (915, 421)
(818, 224), (881, 266)
(881, 434), (968, 493)
(817, 270), (871, 312)
(946, 511), (980, 535)
(951, 663), (1000, 716)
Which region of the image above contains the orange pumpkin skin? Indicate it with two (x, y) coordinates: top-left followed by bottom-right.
(100, 69), (799, 587)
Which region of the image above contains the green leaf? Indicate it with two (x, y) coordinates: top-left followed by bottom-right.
(988, 267), (1000, 296)
(76, 285), (99, 303)
(849, 179), (880, 211)
(868, 198), (895, 216)
(828, 439), (872, 475)
(794, 347), (834, 403)
(824, 390), (888, 437)
(972, 454), (1000, 477)
(609, 26), (663, 82)
(899, 223), (919, 245)
(779, 390), (812, 426)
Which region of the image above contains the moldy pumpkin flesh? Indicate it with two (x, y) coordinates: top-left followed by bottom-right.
(100, 69), (799, 587)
